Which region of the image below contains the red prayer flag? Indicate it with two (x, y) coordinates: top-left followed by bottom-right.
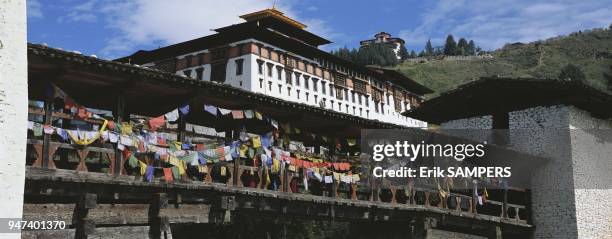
(149, 115), (166, 131)
(163, 168), (173, 183)
(77, 107), (88, 119)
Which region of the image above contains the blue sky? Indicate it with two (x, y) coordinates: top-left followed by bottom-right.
(27, 0), (612, 59)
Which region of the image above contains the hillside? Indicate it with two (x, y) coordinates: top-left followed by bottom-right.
(394, 27), (612, 97)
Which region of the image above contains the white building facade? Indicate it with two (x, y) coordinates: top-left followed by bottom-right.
(123, 9), (430, 128)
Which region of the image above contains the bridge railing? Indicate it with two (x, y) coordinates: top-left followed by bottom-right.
(26, 103), (528, 224)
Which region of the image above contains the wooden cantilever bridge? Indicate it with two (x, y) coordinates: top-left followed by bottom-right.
(22, 44), (532, 239)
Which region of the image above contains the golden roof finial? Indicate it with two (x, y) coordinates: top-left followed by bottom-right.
(239, 3), (307, 29)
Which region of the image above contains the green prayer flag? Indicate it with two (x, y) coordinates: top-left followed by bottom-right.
(180, 152), (196, 164)
(168, 141), (177, 150)
(171, 166), (180, 179)
(248, 148), (255, 158)
(128, 155), (138, 168)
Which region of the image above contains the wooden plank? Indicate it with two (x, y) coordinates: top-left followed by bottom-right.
(23, 203), (211, 225)
(27, 139), (115, 154)
(28, 107), (105, 124)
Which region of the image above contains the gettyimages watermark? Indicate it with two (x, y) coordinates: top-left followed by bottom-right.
(360, 128), (612, 190)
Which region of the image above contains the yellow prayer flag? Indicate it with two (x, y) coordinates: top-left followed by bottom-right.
(177, 161), (185, 175)
(272, 158), (280, 173)
(255, 111), (263, 120)
(121, 122), (133, 135)
(252, 136), (261, 148)
(240, 145), (248, 157)
(169, 156), (180, 166)
(139, 161), (147, 176)
(265, 169), (271, 186)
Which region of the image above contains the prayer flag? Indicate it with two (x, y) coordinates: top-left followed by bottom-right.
(128, 155), (138, 168)
(218, 108), (232, 115)
(149, 115), (165, 131)
(145, 166), (154, 182)
(139, 161), (147, 176)
(163, 168), (173, 183)
(204, 105), (218, 116)
(252, 135), (261, 148)
(165, 109), (179, 122)
(231, 110), (244, 119)
(179, 103), (190, 115)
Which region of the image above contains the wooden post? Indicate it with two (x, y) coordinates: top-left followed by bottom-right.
(177, 112), (190, 183)
(331, 175), (338, 198)
(209, 195), (235, 224)
(73, 193), (97, 239)
(489, 225), (502, 239)
(149, 193), (170, 239)
(42, 94), (53, 169)
(112, 93), (125, 176)
(233, 158), (240, 187)
(282, 164), (289, 192)
(473, 181), (478, 214)
(502, 187), (508, 218)
(177, 111), (186, 143)
(232, 127), (240, 187)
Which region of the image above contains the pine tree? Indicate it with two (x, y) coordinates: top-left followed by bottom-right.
(467, 40), (476, 55)
(425, 39), (434, 56)
(409, 50), (417, 58)
(457, 38), (468, 56)
(331, 43), (398, 66)
(444, 35), (457, 55)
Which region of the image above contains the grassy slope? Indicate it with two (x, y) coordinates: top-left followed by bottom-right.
(394, 27), (612, 97)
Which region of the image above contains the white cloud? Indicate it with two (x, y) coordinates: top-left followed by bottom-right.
(399, 0), (612, 50)
(58, 0), (99, 23)
(97, 0), (334, 58)
(27, 0), (43, 19)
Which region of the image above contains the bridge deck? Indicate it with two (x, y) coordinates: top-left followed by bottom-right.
(25, 166), (530, 229)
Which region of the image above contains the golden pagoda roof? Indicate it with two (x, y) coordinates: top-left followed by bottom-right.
(240, 8), (306, 29)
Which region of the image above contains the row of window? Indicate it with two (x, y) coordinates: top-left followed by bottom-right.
(181, 58), (411, 116)
(256, 59), (374, 108)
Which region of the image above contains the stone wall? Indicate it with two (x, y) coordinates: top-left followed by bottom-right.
(508, 105), (577, 239)
(0, 1), (28, 239)
(568, 106), (612, 238)
(440, 104), (612, 238)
